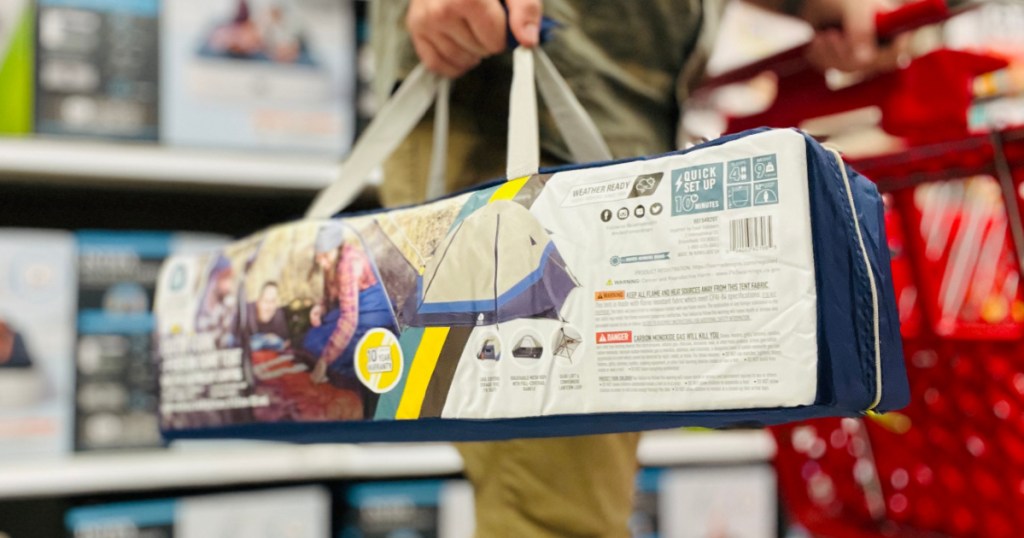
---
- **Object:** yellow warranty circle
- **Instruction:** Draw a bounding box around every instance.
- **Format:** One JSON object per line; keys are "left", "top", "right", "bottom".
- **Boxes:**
{"left": 354, "top": 328, "right": 403, "bottom": 394}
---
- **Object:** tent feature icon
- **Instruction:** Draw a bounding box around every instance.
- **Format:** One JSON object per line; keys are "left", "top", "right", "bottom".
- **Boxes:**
{"left": 552, "top": 326, "right": 582, "bottom": 363}
{"left": 512, "top": 334, "right": 544, "bottom": 359}
{"left": 476, "top": 335, "right": 502, "bottom": 361}
{"left": 404, "top": 200, "right": 579, "bottom": 327}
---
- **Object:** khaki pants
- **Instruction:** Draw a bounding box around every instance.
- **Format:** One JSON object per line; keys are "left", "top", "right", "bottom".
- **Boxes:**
{"left": 383, "top": 113, "right": 641, "bottom": 537}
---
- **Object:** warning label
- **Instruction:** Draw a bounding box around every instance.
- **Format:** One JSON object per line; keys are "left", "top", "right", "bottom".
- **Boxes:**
{"left": 596, "top": 331, "right": 633, "bottom": 344}
{"left": 595, "top": 290, "right": 626, "bottom": 301}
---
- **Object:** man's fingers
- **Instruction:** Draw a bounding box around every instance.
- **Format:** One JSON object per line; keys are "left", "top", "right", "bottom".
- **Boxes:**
{"left": 807, "top": 30, "right": 856, "bottom": 72}
{"left": 843, "top": 0, "right": 877, "bottom": 65}
{"left": 505, "top": 0, "right": 542, "bottom": 48}
{"left": 412, "top": 36, "right": 467, "bottom": 78}
{"left": 405, "top": 0, "right": 542, "bottom": 78}
{"left": 433, "top": 32, "right": 482, "bottom": 72}
{"left": 444, "top": 18, "right": 491, "bottom": 57}
{"left": 464, "top": 0, "right": 508, "bottom": 54}
{"left": 826, "top": 31, "right": 856, "bottom": 70}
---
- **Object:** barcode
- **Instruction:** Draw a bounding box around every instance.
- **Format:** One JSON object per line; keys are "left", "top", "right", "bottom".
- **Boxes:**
{"left": 729, "top": 216, "right": 775, "bottom": 251}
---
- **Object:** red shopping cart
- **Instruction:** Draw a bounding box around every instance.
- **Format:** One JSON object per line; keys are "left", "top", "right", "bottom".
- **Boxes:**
{"left": 701, "top": 0, "right": 1024, "bottom": 535}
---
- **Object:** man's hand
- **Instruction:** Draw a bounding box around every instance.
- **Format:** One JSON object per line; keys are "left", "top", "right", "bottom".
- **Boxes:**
{"left": 406, "top": 0, "right": 543, "bottom": 78}
{"left": 798, "top": 0, "right": 908, "bottom": 74}
{"left": 311, "top": 357, "right": 329, "bottom": 384}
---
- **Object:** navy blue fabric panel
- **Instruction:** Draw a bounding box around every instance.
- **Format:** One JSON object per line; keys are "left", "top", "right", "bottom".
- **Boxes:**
{"left": 804, "top": 138, "right": 874, "bottom": 411}
{"left": 163, "top": 402, "right": 866, "bottom": 445}
{"left": 854, "top": 168, "right": 910, "bottom": 411}
{"left": 803, "top": 139, "right": 839, "bottom": 408}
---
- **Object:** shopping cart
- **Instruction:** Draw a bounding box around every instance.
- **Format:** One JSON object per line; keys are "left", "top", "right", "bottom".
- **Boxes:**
{"left": 700, "top": 0, "right": 1024, "bottom": 535}
{"left": 773, "top": 130, "right": 1024, "bottom": 538}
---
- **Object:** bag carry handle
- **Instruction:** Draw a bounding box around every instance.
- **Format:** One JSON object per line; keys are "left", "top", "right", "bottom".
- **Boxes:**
{"left": 305, "top": 47, "right": 611, "bottom": 220}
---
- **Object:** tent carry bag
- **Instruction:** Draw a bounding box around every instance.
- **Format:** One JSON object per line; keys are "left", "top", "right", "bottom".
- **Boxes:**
{"left": 155, "top": 47, "right": 909, "bottom": 443}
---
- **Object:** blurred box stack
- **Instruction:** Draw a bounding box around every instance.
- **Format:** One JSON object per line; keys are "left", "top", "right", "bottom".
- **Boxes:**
{"left": 64, "top": 486, "right": 331, "bottom": 537}
{"left": 161, "top": 0, "right": 355, "bottom": 154}
{"left": 0, "top": 0, "right": 33, "bottom": 135}
{"left": 74, "top": 231, "right": 227, "bottom": 451}
{"left": 35, "top": 0, "right": 160, "bottom": 140}
{"left": 0, "top": 230, "right": 76, "bottom": 458}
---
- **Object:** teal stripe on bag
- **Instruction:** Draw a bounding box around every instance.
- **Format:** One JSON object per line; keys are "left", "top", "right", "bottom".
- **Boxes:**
{"left": 374, "top": 327, "right": 426, "bottom": 420}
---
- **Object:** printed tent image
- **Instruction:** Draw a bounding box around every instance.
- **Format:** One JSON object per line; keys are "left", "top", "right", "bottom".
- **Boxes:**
{"left": 512, "top": 335, "right": 543, "bottom": 359}
{"left": 403, "top": 200, "right": 579, "bottom": 327}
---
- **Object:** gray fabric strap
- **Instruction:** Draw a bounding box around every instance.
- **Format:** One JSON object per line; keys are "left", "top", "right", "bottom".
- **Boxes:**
{"left": 308, "top": 47, "right": 609, "bottom": 219}
{"left": 306, "top": 64, "right": 442, "bottom": 219}
{"left": 507, "top": 48, "right": 541, "bottom": 179}
{"left": 425, "top": 78, "right": 451, "bottom": 200}
{"left": 507, "top": 47, "right": 612, "bottom": 178}
{"left": 534, "top": 48, "right": 612, "bottom": 164}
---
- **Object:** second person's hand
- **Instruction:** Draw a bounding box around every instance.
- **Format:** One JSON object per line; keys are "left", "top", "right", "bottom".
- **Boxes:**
{"left": 406, "top": 0, "right": 543, "bottom": 79}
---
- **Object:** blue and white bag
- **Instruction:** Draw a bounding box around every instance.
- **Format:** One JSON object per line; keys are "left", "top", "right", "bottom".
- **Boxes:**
{"left": 154, "top": 48, "right": 908, "bottom": 443}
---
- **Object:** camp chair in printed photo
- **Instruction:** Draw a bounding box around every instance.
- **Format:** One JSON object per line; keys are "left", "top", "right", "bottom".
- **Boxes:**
{"left": 552, "top": 327, "right": 582, "bottom": 363}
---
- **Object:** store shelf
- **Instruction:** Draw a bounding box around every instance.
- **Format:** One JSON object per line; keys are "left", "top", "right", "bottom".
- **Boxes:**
{"left": 637, "top": 429, "right": 776, "bottom": 468}
{"left": 0, "top": 430, "right": 774, "bottom": 500}
{"left": 0, "top": 442, "right": 462, "bottom": 500}
{"left": 0, "top": 138, "right": 349, "bottom": 192}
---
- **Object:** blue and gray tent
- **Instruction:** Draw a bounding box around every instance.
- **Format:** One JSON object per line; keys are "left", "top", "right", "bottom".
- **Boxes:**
{"left": 404, "top": 200, "right": 578, "bottom": 327}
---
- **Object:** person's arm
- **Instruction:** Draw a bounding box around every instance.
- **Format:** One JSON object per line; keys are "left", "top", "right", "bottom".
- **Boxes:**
{"left": 743, "top": 0, "right": 902, "bottom": 73}
{"left": 405, "top": 0, "right": 541, "bottom": 78}
{"left": 311, "top": 254, "right": 361, "bottom": 382}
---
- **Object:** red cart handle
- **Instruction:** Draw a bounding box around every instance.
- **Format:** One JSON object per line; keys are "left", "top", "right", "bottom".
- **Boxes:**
{"left": 701, "top": 0, "right": 953, "bottom": 90}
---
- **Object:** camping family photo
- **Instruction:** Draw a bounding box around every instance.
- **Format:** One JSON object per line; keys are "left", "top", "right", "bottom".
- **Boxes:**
{"left": 187, "top": 219, "right": 401, "bottom": 424}
{"left": 157, "top": 189, "right": 587, "bottom": 429}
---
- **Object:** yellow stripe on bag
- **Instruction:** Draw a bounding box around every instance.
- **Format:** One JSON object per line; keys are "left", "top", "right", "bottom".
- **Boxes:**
{"left": 395, "top": 327, "right": 451, "bottom": 419}
{"left": 489, "top": 177, "right": 529, "bottom": 202}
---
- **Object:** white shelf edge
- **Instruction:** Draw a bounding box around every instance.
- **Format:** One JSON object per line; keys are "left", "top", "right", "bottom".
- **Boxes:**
{"left": 637, "top": 429, "right": 776, "bottom": 468}
{"left": 0, "top": 138, "right": 348, "bottom": 191}
{"left": 0, "top": 430, "right": 773, "bottom": 499}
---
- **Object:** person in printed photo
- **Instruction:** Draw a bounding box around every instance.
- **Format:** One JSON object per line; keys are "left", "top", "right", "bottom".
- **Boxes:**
{"left": 303, "top": 223, "right": 398, "bottom": 403}
{"left": 248, "top": 281, "right": 291, "bottom": 352}
{"left": 195, "top": 256, "right": 238, "bottom": 349}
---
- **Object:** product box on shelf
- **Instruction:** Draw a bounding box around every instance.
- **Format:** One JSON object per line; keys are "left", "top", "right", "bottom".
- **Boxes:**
{"left": 0, "top": 229, "right": 75, "bottom": 458}
{"left": 75, "top": 231, "right": 226, "bottom": 451}
{"left": 161, "top": 0, "right": 355, "bottom": 155}
{"left": 65, "top": 486, "right": 331, "bottom": 537}
{"left": 34, "top": 0, "right": 160, "bottom": 140}
{"left": 631, "top": 465, "right": 777, "bottom": 538}
{"left": 0, "top": 0, "right": 32, "bottom": 135}
{"left": 340, "top": 480, "right": 474, "bottom": 538}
